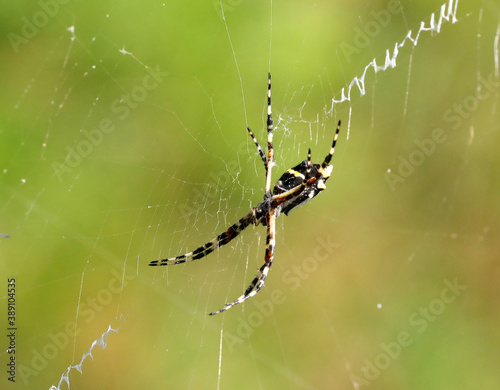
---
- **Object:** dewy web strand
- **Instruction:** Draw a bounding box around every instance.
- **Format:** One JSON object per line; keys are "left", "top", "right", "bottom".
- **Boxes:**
{"left": 330, "top": 0, "right": 460, "bottom": 112}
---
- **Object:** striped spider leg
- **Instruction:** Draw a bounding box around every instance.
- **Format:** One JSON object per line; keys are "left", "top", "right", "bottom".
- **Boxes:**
{"left": 209, "top": 73, "right": 275, "bottom": 315}
{"left": 149, "top": 73, "right": 341, "bottom": 316}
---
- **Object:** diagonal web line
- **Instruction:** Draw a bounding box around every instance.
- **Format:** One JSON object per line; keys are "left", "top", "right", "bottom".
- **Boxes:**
{"left": 48, "top": 324, "right": 120, "bottom": 390}
{"left": 330, "top": 0, "right": 460, "bottom": 111}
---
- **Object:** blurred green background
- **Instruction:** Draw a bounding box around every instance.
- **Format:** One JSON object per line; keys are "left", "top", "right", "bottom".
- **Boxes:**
{"left": 1, "top": 0, "right": 499, "bottom": 389}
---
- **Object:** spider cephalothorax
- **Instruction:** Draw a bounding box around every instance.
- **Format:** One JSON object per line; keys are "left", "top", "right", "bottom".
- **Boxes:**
{"left": 150, "top": 73, "right": 341, "bottom": 315}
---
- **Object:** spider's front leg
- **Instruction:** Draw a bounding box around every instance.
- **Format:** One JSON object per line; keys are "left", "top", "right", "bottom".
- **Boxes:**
{"left": 209, "top": 209, "right": 276, "bottom": 315}
{"left": 149, "top": 209, "right": 259, "bottom": 266}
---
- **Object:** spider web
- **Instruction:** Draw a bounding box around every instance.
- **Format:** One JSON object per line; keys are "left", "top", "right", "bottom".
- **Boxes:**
{"left": 1, "top": 0, "right": 500, "bottom": 389}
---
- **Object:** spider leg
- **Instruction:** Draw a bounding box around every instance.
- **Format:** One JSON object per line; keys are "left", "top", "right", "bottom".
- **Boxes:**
{"left": 209, "top": 211, "right": 276, "bottom": 315}
{"left": 264, "top": 72, "right": 274, "bottom": 196}
{"left": 246, "top": 126, "right": 267, "bottom": 172}
{"left": 270, "top": 120, "right": 342, "bottom": 209}
{"left": 149, "top": 210, "right": 256, "bottom": 266}
{"left": 209, "top": 73, "right": 276, "bottom": 315}
{"left": 317, "top": 120, "right": 341, "bottom": 176}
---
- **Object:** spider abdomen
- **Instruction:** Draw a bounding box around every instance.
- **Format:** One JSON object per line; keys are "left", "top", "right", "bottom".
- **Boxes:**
{"left": 273, "top": 160, "right": 328, "bottom": 216}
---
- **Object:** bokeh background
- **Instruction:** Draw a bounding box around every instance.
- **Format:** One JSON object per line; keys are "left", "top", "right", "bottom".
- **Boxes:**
{"left": 1, "top": 0, "right": 499, "bottom": 389}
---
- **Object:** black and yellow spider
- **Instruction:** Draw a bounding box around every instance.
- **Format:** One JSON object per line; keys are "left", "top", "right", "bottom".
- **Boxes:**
{"left": 150, "top": 73, "right": 341, "bottom": 315}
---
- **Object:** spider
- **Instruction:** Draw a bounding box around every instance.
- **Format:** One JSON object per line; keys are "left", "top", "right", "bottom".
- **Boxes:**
{"left": 150, "top": 73, "right": 341, "bottom": 315}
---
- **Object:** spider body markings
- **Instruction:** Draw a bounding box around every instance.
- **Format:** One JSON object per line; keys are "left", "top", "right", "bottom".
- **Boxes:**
{"left": 149, "top": 73, "right": 341, "bottom": 315}
{"left": 273, "top": 159, "right": 334, "bottom": 216}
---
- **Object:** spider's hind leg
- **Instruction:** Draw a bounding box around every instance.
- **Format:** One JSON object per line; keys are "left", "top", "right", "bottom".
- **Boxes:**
{"left": 313, "top": 120, "right": 340, "bottom": 184}
{"left": 246, "top": 73, "right": 274, "bottom": 178}
{"left": 246, "top": 126, "right": 267, "bottom": 172}
{"left": 265, "top": 73, "right": 274, "bottom": 195}
{"left": 320, "top": 120, "right": 341, "bottom": 169}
